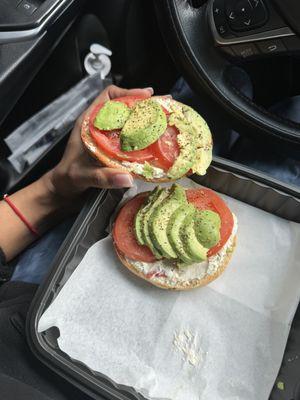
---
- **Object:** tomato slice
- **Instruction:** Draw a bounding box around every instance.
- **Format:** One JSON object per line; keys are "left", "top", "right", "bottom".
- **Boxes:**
{"left": 150, "top": 126, "right": 180, "bottom": 170}
{"left": 92, "top": 130, "right": 154, "bottom": 162}
{"left": 186, "top": 188, "right": 234, "bottom": 257}
{"left": 113, "top": 194, "right": 156, "bottom": 263}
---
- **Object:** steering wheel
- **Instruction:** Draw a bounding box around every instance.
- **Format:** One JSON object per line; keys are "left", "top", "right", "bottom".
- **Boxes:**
{"left": 154, "top": 0, "right": 300, "bottom": 149}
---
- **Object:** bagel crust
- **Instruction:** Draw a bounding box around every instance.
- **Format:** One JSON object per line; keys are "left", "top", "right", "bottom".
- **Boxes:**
{"left": 81, "top": 97, "right": 196, "bottom": 183}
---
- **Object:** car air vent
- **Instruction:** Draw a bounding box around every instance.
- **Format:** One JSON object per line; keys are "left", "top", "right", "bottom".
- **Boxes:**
{"left": 190, "top": 0, "right": 207, "bottom": 8}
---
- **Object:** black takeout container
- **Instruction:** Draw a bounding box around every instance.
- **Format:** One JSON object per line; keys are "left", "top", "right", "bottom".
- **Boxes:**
{"left": 26, "top": 157, "right": 300, "bottom": 400}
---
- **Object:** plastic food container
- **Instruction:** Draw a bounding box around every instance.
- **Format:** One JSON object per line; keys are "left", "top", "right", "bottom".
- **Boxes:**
{"left": 26, "top": 157, "right": 300, "bottom": 400}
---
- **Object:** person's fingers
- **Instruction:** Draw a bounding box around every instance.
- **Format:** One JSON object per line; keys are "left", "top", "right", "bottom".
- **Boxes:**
{"left": 152, "top": 94, "right": 172, "bottom": 99}
{"left": 89, "top": 167, "right": 134, "bottom": 189}
{"left": 130, "top": 87, "right": 154, "bottom": 96}
{"left": 89, "top": 85, "right": 153, "bottom": 111}
{"left": 107, "top": 85, "right": 154, "bottom": 100}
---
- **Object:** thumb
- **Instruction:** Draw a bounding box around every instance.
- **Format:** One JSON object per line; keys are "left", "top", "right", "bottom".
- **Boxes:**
{"left": 89, "top": 168, "right": 134, "bottom": 189}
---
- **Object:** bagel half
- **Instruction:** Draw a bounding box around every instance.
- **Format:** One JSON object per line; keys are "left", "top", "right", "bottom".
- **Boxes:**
{"left": 81, "top": 96, "right": 211, "bottom": 183}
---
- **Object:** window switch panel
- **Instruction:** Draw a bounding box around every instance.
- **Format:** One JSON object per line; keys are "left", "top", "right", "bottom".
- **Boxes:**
{"left": 17, "top": 0, "right": 38, "bottom": 16}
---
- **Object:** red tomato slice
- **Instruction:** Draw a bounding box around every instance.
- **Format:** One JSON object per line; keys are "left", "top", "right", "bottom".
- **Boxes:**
{"left": 186, "top": 188, "right": 234, "bottom": 257}
{"left": 92, "top": 130, "right": 154, "bottom": 162}
{"left": 150, "top": 126, "right": 180, "bottom": 170}
{"left": 113, "top": 194, "right": 156, "bottom": 263}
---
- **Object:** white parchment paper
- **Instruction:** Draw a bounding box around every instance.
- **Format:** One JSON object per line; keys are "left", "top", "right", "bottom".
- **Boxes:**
{"left": 38, "top": 179, "right": 300, "bottom": 400}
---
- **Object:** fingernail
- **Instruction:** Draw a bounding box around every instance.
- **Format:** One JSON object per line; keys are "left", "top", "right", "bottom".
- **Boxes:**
{"left": 145, "top": 87, "right": 154, "bottom": 95}
{"left": 111, "top": 174, "right": 134, "bottom": 188}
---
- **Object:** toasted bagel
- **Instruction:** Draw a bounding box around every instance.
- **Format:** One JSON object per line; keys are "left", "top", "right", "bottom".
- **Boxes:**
{"left": 81, "top": 96, "right": 210, "bottom": 183}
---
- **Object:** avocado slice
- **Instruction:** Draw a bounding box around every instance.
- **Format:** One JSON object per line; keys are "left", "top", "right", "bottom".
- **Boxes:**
{"left": 167, "top": 111, "right": 197, "bottom": 180}
{"left": 194, "top": 210, "right": 221, "bottom": 249}
{"left": 184, "top": 107, "right": 213, "bottom": 176}
{"left": 134, "top": 187, "right": 161, "bottom": 246}
{"left": 94, "top": 101, "right": 131, "bottom": 130}
{"left": 181, "top": 212, "right": 208, "bottom": 262}
{"left": 120, "top": 99, "right": 167, "bottom": 151}
{"left": 149, "top": 185, "right": 187, "bottom": 259}
{"left": 167, "top": 204, "right": 196, "bottom": 263}
{"left": 141, "top": 188, "right": 170, "bottom": 259}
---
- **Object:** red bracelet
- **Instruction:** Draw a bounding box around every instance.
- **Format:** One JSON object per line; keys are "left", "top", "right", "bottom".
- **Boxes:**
{"left": 3, "top": 194, "right": 40, "bottom": 238}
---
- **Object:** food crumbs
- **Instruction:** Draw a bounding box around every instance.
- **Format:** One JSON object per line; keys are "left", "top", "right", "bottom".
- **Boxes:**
{"left": 173, "top": 330, "right": 202, "bottom": 367}
{"left": 287, "top": 355, "right": 299, "bottom": 362}
{"left": 277, "top": 381, "right": 285, "bottom": 391}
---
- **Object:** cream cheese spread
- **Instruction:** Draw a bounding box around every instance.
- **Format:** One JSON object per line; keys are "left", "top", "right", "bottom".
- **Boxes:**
{"left": 121, "top": 161, "right": 166, "bottom": 179}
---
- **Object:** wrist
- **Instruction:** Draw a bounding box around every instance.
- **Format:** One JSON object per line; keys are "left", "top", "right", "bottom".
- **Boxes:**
{"left": 39, "top": 170, "right": 68, "bottom": 207}
{"left": 40, "top": 169, "right": 86, "bottom": 213}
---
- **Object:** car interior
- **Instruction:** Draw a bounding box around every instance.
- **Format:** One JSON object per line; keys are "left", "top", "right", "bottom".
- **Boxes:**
{"left": 1, "top": 0, "right": 300, "bottom": 199}
{"left": 0, "top": 0, "right": 300, "bottom": 398}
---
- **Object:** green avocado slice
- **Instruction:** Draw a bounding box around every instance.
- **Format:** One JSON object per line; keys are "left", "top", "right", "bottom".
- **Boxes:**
{"left": 94, "top": 101, "right": 131, "bottom": 130}
{"left": 181, "top": 212, "right": 208, "bottom": 262}
{"left": 165, "top": 102, "right": 212, "bottom": 179}
{"left": 149, "top": 185, "right": 187, "bottom": 259}
{"left": 183, "top": 107, "right": 213, "bottom": 176}
{"left": 120, "top": 99, "right": 167, "bottom": 151}
{"left": 167, "top": 111, "right": 196, "bottom": 180}
{"left": 194, "top": 210, "right": 221, "bottom": 249}
{"left": 134, "top": 187, "right": 161, "bottom": 246}
{"left": 167, "top": 204, "right": 196, "bottom": 263}
{"left": 141, "top": 188, "right": 170, "bottom": 259}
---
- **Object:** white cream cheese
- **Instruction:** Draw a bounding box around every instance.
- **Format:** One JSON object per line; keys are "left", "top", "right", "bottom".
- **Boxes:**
{"left": 126, "top": 214, "right": 238, "bottom": 287}
{"left": 121, "top": 161, "right": 166, "bottom": 179}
